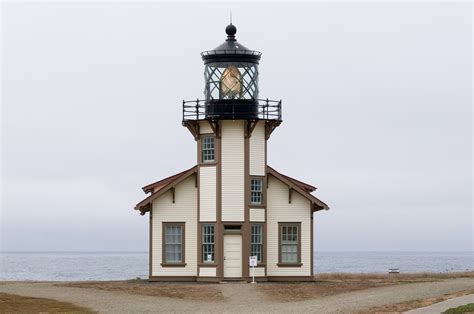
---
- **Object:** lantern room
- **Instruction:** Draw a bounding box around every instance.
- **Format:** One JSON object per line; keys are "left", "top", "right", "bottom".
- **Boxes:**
{"left": 182, "top": 23, "right": 281, "bottom": 122}
{"left": 202, "top": 24, "right": 260, "bottom": 102}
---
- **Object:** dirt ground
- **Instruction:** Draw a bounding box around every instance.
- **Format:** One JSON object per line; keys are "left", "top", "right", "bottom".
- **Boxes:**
{"left": 59, "top": 280, "right": 225, "bottom": 302}
{"left": 0, "top": 292, "right": 94, "bottom": 313}
{"left": 57, "top": 272, "right": 474, "bottom": 303}
{"left": 0, "top": 273, "right": 472, "bottom": 313}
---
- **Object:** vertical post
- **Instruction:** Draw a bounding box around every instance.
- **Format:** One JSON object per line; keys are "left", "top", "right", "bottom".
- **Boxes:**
{"left": 252, "top": 264, "right": 255, "bottom": 284}
{"left": 265, "top": 98, "right": 269, "bottom": 120}
{"left": 182, "top": 100, "right": 185, "bottom": 121}
{"left": 279, "top": 100, "right": 282, "bottom": 120}
{"left": 196, "top": 99, "right": 200, "bottom": 120}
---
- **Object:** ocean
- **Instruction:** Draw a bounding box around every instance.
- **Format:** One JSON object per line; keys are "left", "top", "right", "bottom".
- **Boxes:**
{"left": 0, "top": 251, "right": 472, "bottom": 281}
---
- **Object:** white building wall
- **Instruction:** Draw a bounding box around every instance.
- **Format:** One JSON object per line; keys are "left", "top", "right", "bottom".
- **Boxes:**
{"left": 248, "top": 267, "right": 265, "bottom": 277}
{"left": 199, "top": 166, "right": 216, "bottom": 222}
{"left": 221, "top": 121, "right": 245, "bottom": 221}
{"left": 266, "top": 176, "right": 312, "bottom": 277}
{"left": 249, "top": 208, "right": 265, "bottom": 222}
{"left": 151, "top": 176, "right": 197, "bottom": 276}
{"left": 199, "top": 267, "right": 217, "bottom": 277}
{"left": 249, "top": 122, "right": 266, "bottom": 176}
{"left": 199, "top": 121, "right": 213, "bottom": 134}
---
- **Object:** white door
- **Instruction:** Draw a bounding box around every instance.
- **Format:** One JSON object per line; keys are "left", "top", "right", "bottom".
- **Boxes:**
{"left": 224, "top": 234, "right": 242, "bottom": 278}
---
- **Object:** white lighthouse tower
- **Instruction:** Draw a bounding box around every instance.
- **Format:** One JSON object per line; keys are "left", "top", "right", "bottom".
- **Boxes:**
{"left": 135, "top": 23, "right": 329, "bottom": 282}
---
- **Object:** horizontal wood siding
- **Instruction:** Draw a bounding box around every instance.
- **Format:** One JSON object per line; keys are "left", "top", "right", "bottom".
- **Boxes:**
{"left": 266, "top": 176, "right": 311, "bottom": 276}
{"left": 249, "top": 208, "right": 265, "bottom": 222}
{"left": 249, "top": 266, "right": 265, "bottom": 277}
{"left": 152, "top": 176, "right": 197, "bottom": 276}
{"left": 249, "top": 122, "right": 265, "bottom": 176}
{"left": 221, "top": 121, "right": 245, "bottom": 222}
{"left": 199, "top": 166, "right": 216, "bottom": 222}
{"left": 199, "top": 267, "right": 217, "bottom": 277}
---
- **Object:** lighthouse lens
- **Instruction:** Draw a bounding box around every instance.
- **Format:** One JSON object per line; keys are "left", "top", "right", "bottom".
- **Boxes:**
{"left": 220, "top": 65, "right": 242, "bottom": 99}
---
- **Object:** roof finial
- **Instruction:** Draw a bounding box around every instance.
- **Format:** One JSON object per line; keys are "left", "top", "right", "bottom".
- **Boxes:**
{"left": 225, "top": 16, "right": 237, "bottom": 40}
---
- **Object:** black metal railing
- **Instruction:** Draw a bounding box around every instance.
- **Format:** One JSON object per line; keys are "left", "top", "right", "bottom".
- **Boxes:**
{"left": 201, "top": 50, "right": 262, "bottom": 57}
{"left": 182, "top": 98, "right": 282, "bottom": 121}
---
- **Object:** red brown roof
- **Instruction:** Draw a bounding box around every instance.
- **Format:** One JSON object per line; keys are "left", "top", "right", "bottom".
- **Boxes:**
{"left": 142, "top": 166, "right": 197, "bottom": 194}
{"left": 267, "top": 166, "right": 317, "bottom": 192}
{"left": 134, "top": 164, "right": 328, "bottom": 215}
{"left": 267, "top": 166, "right": 329, "bottom": 211}
{"left": 135, "top": 166, "right": 197, "bottom": 215}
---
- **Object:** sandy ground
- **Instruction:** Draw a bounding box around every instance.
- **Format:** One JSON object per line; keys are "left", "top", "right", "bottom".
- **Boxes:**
{"left": 406, "top": 294, "right": 474, "bottom": 314}
{"left": 0, "top": 278, "right": 473, "bottom": 313}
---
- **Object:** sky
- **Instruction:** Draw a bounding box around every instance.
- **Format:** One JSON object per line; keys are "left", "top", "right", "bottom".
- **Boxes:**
{"left": 1, "top": 2, "right": 472, "bottom": 252}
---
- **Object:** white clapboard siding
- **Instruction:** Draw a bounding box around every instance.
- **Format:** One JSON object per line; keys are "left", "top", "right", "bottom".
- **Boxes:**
{"left": 266, "top": 176, "right": 312, "bottom": 276}
{"left": 221, "top": 121, "right": 245, "bottom": 221}
{"left": 152, "top": 176, "right": 197, "bottom": 276}
{"left": 248, "top": 267, "right": 265, "bottom": 277}
{"left": 199, "top": 267, "right": 217, "bottom": 277}
{"left": 199, "top": 121, "right": 213, "bottom": 134}
{"left": 250, "top": 208, "right": 265, "bottom": 222}
{"left": 249, "top": 122, "right": 265, "bottom": 176}
{"left": 199, "top": 166, "right": 216, "bottom": 222}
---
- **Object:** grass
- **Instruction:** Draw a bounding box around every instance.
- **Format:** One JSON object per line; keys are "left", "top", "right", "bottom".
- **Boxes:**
{"left": 360, "top": 289, "right": 474, "bottom": 313}
{"left": 57, "top": 279, "right": 225, "bottom": 302}
{"left": 444, "top": 303, "right": 474, "bottom": 314}
{"left": 0, "top": 292, "right": 94, "bottom": 313}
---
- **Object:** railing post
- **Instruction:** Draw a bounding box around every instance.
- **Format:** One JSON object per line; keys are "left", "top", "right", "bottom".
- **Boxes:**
{"left": 196, "top": 99, "right": 200, "bottom": 120}
{"left": 266, "top": 98, "right": 269, "bottom": 120}
{"left": 279, "top": 100, "right": 282, "bottom": 120}
{"left": 182, "top": 100, "right": 185, "bottom": 121}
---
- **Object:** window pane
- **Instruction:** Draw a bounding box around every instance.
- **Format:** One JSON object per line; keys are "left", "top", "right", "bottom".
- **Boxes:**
{"left": 202, "top": 224, "right": 215, "bottom": 262}
{"left": 280, "top": 224, "right": 299, "bottom": 264}
{"left": 251, "top": 224, "right": 263, "bottom": 262}
{"left": 164, "top": 225, "right": 183, "bottom": 263}
{"left": 250, "top": 179, "right": 262, "bottom": 204}
{"left": 202, "top": 137, "right": 215, "bottom": 162}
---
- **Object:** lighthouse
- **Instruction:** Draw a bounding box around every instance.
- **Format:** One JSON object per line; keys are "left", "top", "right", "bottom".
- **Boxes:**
{"left": 135, "top": 23, "right": 329, "bottom": 282}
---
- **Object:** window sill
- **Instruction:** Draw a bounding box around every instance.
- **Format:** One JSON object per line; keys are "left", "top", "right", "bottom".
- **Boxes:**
{"left": 200, "top": 161, "right": 217, "bottom": 166}
{"left": 249, "top": 204, "right": 266, "bottom": 208}
{"left": 277, "top": 263, "right": 303, "bottom": 267}
{"left": 161, "top": 263, "right": 187, "bottom": 267}
{"left": 198, "top": 263, "right": 217, "bottom": 267}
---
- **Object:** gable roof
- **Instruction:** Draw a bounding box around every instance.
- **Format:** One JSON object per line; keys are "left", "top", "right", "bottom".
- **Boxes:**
{"left": 267, "top": 166, "right": 329, "bottom": 211}
{"left": 267, "top": 166, "right": 317, "bottom": 192}
{"left": 141, "top": 167, "right": 196, "bottom": 194}
{"left": 134, "top": 166, "right": 197, "bottom": 215}
{"left": 134, "top": 164, "right": 329, "bottom": 215}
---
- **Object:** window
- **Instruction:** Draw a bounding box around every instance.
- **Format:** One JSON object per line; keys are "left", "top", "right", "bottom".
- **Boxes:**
{"left": 163, "top": 223, "right": 184, "bottom": 264}
{"left": 202, "top": 136, "right": 215, "bottom": 162}
{"left": 251, "top": 224, "right": 263, "bottom": 263}
{"left": 202, "top": 224, "right": 215, "bottom": 263}
{"left": 279, "top": 223, "right": 300, "bottom": 265}
{"left": 251, "top": 179, "right": 262, "bottom": 204}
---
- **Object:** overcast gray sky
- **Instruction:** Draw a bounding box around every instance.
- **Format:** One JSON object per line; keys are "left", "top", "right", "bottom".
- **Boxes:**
{"left": 1, "top": 2, "right": 472, "bottom": 252}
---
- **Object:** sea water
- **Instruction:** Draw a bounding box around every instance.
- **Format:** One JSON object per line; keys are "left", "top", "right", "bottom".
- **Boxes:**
{"left": 0, "top": 251, "right": 472, "bottom": 281}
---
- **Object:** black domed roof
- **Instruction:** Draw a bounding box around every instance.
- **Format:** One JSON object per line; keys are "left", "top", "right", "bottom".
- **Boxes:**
{"left": 201, "top": 24, "right": 261, "bottom": 64}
